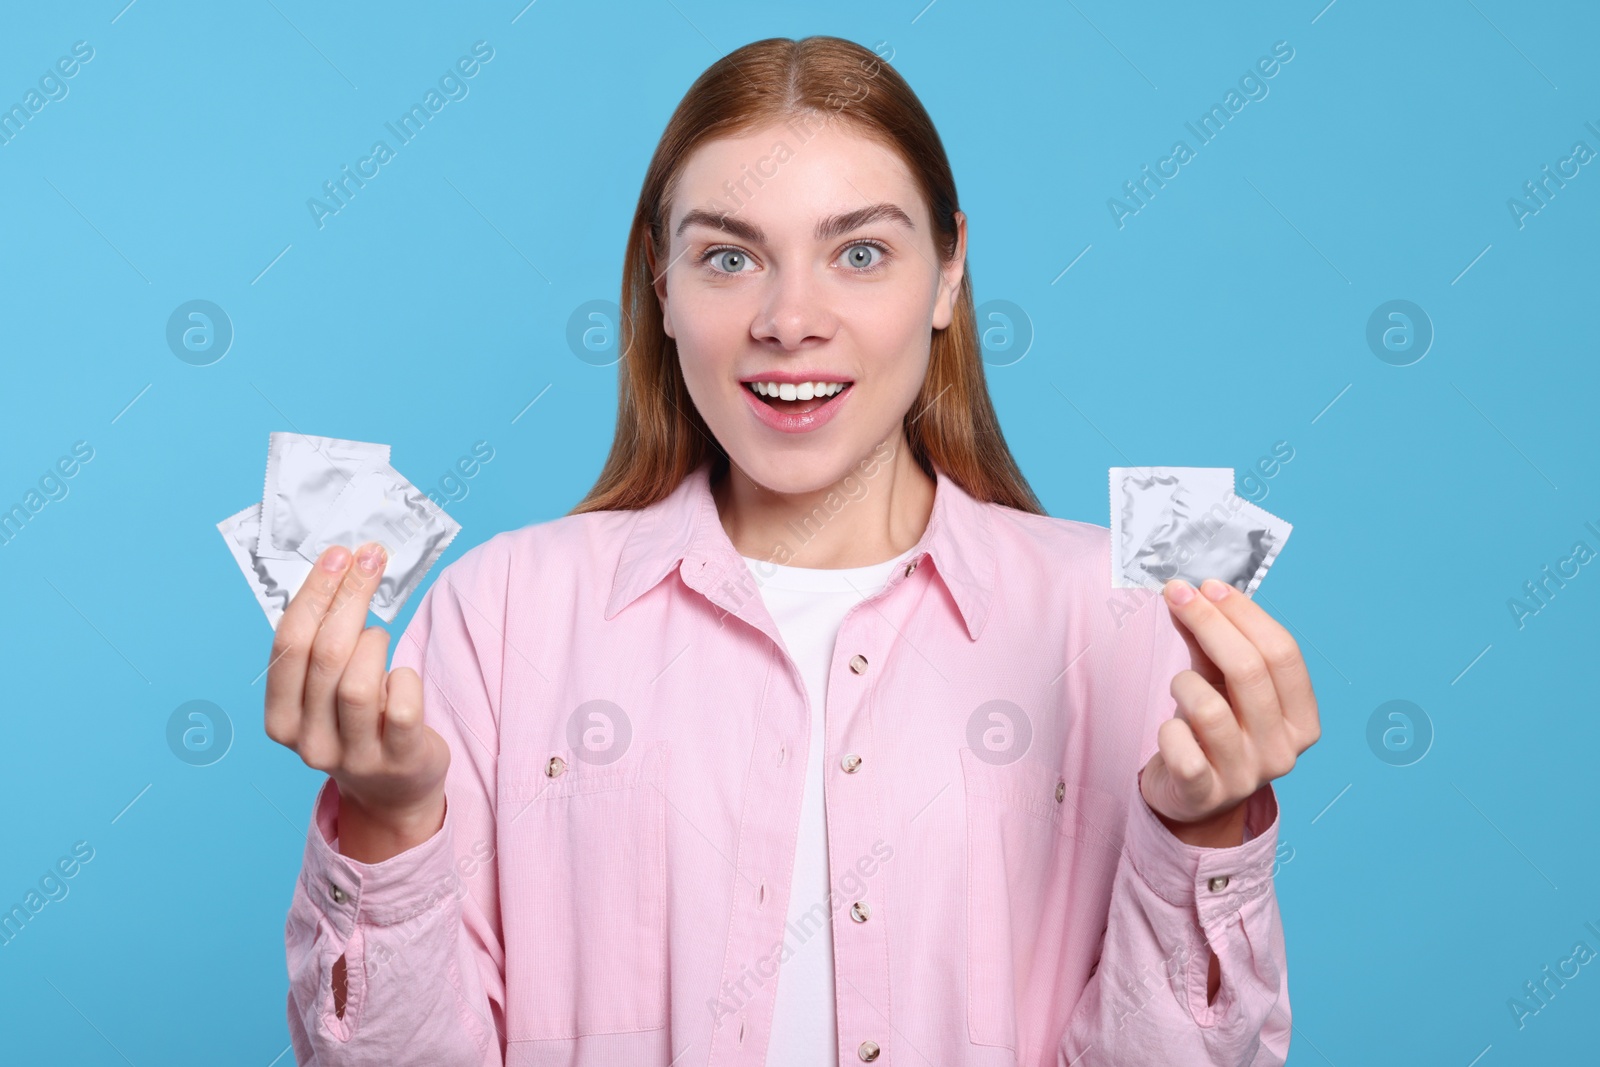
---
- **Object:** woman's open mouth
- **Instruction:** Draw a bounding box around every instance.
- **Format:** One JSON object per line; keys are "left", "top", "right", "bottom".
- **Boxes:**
{"left": 740, "top": 378, "right": 854, "bottom": 434}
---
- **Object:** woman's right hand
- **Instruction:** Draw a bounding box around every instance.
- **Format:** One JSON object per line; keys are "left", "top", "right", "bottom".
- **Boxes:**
{"left": 264, "top": 541, "right": 451, "bottom": 862}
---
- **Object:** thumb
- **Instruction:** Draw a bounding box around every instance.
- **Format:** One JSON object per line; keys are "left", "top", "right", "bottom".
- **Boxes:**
{"left": 1139, "top": 751, "right": 1175, "bottom": 820}
{"left": 381, "top": 666, "right": 427, "bottom": 763}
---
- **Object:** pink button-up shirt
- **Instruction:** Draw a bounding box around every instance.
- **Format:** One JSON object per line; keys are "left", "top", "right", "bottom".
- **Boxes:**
{"left": 284, "top": 458, "right": 1290, "bottom": 1066}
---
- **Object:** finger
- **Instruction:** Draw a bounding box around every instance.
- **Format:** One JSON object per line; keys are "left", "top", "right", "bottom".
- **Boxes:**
{"left": 1171, "top": 669, "right": 1251, "bottom": 795}
{"left": 336, "top": 626, "right": 391, "bottom": 771}
{"left": 1162, "top": 578, "right": 1280, "bottom": 737}
{"left": 381, "top": 666, "right": 426, "bottom": 764}
{"left": 1169, "top": 613, "right": 1223, "bottom": 687}
{"left": 302, "top": 543, "right": 389, "bottom": 767}
{"left": 1154, "top": 716, "right": 1218, "bottom": 814}
{"left": 1196, "top": 578, "right": 1321, "bottom": 746}
{"left": 264, "top": 545, "right": 353, "bottom": 748}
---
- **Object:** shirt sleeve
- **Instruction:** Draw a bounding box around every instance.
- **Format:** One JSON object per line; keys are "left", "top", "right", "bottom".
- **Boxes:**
{"left": 1059, "top": 596, "right": 1292, "bottom": 1066}
{"left": 283, "top": 551, "right": 509, "bottom": 1066}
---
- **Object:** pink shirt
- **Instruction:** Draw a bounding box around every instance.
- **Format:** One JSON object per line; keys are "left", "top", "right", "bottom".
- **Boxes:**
{"left": 284, "top": 459, "right": 1291, "bottom": 1066}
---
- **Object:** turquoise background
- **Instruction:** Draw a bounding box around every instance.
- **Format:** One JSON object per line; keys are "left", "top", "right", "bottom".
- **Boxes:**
{"left": 1, "top": 1, "right": 1596, "bottom": 1063}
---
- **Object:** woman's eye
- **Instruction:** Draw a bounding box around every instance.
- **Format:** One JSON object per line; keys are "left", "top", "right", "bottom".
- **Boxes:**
{"left": 705, "top": 248, "right": 752, "bottom": 274}
{"left": 839, "top": 242, "right": 888, "bottom": 271}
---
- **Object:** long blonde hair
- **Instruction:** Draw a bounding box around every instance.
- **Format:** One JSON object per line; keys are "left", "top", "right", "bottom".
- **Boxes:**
{"left": 570, "top": 35, "right": 1042, "bottom": 516}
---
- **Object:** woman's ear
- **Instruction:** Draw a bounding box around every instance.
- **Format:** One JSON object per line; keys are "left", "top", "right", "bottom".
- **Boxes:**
{"left": 646, "top": 236, "right": 675, "bottom": 339}
{"left": 932, "top": 210, "right": 967, "bottom": 331}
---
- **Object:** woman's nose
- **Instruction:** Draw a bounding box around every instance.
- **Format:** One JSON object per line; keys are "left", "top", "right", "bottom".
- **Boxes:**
{"left": 754, "top": 263, "right": 836, "bottom": 349}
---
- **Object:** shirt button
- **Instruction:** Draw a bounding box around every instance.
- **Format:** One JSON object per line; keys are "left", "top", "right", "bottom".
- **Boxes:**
{"left": 546, "top": 756, "right": 566, "bottom": 778}
{"left": 330, "top": 882, "right": 347, "bottom": 905}
{"left": 850, "top": 901, "right": 871, "bottom": 923}
{"left": 1207, "top": 875, "right": 1231, "bottom": 892}
{"left": 841, "top": 753, "right": 862, "bottom": 773}
{"left": 848, "top": 654, "right": 869, "bottom": 675}
{"left": 1055, "top": 781, "right": 1066, "bottom": 803}
{"left": 858, "top": 1040, "right": 880, "bottom": 1061}
{"left": 903, "top": 559, "right": 917, "bottom": 577}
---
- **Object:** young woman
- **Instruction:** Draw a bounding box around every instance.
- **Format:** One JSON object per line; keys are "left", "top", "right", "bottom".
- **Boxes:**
{"left": 268, "top": 35, "right": 1319, "bottom": 1067}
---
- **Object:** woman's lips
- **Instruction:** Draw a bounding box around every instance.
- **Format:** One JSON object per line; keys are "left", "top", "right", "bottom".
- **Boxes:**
{"left": 739, "top": 382, "right": 853, "bottom": 434}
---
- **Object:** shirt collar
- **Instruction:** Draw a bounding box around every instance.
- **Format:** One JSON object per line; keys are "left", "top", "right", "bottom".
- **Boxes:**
{"left": 603, "top": 458, "right": 998, "bottom": 640}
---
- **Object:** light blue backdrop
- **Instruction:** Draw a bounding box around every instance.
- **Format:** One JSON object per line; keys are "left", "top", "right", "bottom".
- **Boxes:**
{"left": 1, "top": 1, "right": 1595, "bottom": 1063}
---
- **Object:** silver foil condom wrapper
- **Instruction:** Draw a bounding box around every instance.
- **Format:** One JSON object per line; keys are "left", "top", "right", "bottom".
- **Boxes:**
{"left": 256, "top": 432, "right": 388, "bottom": 562}
{"left": 218, "top": 433, "right": 460, "bottom": 627}
{"left": 1109, "top": 466, "right": 1292, "bottom": 597}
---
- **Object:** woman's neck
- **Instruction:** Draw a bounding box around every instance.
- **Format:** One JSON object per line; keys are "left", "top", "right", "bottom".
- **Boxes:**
{"left": 711, "top": 436, "right": 936, "bottom": 569}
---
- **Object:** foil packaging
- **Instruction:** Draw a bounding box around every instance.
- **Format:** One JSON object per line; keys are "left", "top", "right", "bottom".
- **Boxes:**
{"left": 257, "top": 432, "right": 388, "bottom": 561}
{"left": 218, "top": 433, "right": 461, "bottom": 628}
{"left": 294, "top": 458, "right": 461, "bottom": 623}
{"left": 1110, "top": 466, "right": 1292, "bottom": 596}
{"left": 217, "top": 503, "right": 314, "bottom": 629}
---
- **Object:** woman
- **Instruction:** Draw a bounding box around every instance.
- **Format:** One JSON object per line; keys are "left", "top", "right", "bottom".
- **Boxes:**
{"left": 269, "top": 35, "right": 1319, "bottom": 1066}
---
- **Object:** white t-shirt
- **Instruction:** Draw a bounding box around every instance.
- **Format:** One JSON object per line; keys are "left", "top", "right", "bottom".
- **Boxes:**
{"left": 740, "top": 551, "right": 907, "bottom": 1065}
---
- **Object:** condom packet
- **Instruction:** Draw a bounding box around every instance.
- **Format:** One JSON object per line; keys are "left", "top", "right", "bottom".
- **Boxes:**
{"left": 293, "top": 457, "right": 461, "bottom": 623}
{"left": 217, "top": 502, "right": 315, "bottom": 629}
{"left": 1109, "top": 466, "right": 1292, "bottom": 597}
{"left": 256, "top": 432, "right": 390, "bottom": 561}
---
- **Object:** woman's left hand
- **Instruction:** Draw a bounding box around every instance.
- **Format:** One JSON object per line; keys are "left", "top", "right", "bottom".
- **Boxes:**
{"left": 1139, "top": 576, "right": 1322, "bottom": 830}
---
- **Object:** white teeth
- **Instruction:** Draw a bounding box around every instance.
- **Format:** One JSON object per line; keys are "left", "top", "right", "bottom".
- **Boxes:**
{"left": 748, "top": 380, "right": 847, "bottom": 399}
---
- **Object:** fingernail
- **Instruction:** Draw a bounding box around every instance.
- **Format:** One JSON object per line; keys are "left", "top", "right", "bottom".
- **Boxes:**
{"left": 1201, "top": 579, "right": 1231, "bottom": 602}
{"left": 1164, "top": 578, "right": 1195, "bottom": 605}
{"left": 356, "top": 544, "right": 385, "bottom": 575}
{"left": 321, "top": 546, "right": 350, "bottom": 572}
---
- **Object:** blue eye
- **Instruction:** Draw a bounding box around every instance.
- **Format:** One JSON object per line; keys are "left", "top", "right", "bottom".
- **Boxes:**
{"left": 704, "top": 248, "right": 752, "bottom": 274}
{"left": 698, "top": 240, "right": 893, "bottom": 276}
{"left": 839, "top": 242, "right": 889, "bottom": 271}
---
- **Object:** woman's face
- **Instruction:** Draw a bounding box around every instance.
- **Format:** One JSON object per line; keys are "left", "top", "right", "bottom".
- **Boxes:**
{"left": 654, "top": 118, "right": 966, "bottom": 495}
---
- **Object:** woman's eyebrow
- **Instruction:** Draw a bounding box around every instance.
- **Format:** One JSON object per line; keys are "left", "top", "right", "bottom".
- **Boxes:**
{"left": 676, "top": 202, "right": 916, "bottom": 244}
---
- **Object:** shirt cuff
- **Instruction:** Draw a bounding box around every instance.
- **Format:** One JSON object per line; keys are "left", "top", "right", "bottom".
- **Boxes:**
{"left": 298, "top": 776, "right": 462, "bottom": 941}
{"left": 1124, "top": 771, "right": 1281, "bottom": 926}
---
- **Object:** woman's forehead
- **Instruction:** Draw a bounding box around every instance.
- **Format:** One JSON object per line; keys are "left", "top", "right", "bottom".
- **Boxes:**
{"left": 670, "top": 127, "right": 925, "bottom": 239}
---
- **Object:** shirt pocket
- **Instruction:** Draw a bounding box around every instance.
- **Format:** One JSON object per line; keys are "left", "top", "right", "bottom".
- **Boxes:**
{"left": 497, "top": 738, "right": 670, "bottom": 1041}
{"left": 959, "top": 748, "right": 1126, "bottom": 1054}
